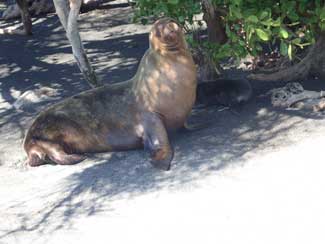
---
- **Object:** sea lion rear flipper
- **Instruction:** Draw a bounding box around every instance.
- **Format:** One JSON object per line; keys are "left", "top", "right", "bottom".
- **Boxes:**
{"left": 26, "top": 153, "right": 44, "bottom": 167}
{"left": 48, "top": 153, "right": 86, "bottom": 165}
{"left": 143, "top": 113, "right": 174, "bottom": 171}
{"left": 33, "top": 139, "right": 86, "bottom": 165}
{"left": 25, "top": 138, "right": 86, "bottom": 166}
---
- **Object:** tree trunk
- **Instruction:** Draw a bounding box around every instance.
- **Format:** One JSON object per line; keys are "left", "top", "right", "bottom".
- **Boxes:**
{"left": 16, "top": 0, "right": 32, "bottom": 35}
{"left": 249, "top": 32, "right": 325, "bottom": 82}
{"left": 201, "top": 0, "right": 227, "bottom": 44}
{"left": 53, "top": 0, "right": 101, "bottom": 88}
{"left": 310, "top": 32, "right": 325, "bottom": 79}
{"left": 196, "top": 0, "right": 226, "bottom": 82}
{"left": 1, "top": 0, "right": 108, "bottom": 20}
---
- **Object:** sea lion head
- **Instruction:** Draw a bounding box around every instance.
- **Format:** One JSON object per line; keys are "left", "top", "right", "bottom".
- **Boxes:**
{"left": 149, "top": 18, "right": 187, "bottom": 54}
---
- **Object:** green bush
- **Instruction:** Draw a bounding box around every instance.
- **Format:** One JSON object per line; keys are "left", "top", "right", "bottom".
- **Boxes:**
{"left": 134, "top": 0, "right": 325, "bottom": 62}
{"left": 134, "top": 0, "right": 201, "bottom": 26}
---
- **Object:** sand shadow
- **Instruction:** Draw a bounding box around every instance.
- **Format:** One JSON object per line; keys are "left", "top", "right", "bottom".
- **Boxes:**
{"left": 1, "top": 4, "right": 325, "bottom": 240}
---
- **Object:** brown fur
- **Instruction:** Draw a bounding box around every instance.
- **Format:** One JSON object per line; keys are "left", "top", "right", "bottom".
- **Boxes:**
{"left": 23, "top": 18, "right": 197, "bottom": 170}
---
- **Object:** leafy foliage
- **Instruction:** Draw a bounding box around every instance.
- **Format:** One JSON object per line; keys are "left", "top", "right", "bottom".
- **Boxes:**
{"left": 134, "top": 0, "right": 325, "bottom": 62}
{"left": 134, "top": 0, "right": 201, "bottom": 26}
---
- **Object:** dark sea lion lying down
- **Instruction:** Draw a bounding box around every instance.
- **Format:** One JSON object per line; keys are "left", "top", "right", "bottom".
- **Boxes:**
{"left": 23, "top": 18, "right": 197, "bottom": 170}
{"left": 196, "top": 79, "right": 252, "bottom": 107}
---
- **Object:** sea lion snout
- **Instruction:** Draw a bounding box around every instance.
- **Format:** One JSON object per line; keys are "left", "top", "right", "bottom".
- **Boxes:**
{"left": 163, "top": 22, "right": 180, "bottom": 43}
{"left": 154, "top": 21, "right": 179, "bottom": 38}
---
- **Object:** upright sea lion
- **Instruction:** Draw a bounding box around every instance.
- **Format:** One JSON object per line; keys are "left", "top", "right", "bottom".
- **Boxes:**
{"left": 23, "top": 18, "right": 197, "bottom": 170}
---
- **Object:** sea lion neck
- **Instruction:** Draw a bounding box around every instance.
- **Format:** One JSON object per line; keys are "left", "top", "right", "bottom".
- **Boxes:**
{"left": 149, "top": 42, "right": 187, "bottom": 56}
{"left": 131, "top": 46, "right": 196, "bottom": 117}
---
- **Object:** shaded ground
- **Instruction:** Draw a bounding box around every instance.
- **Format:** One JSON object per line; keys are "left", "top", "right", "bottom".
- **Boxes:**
{"left": 1, "top": 1, "right": 325, "bottom": 244}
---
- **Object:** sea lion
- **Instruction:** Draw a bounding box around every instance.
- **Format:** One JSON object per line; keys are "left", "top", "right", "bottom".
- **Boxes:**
{"left": 196, "top": 79, "right": 252, "bottom": 107}
{"left": 23, "top": 18, "right": 197, "bottom": 171}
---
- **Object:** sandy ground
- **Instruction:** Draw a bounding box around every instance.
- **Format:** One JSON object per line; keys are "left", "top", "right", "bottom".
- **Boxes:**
{"left": 1, "top": 1, "right": 325, "bottom": 244}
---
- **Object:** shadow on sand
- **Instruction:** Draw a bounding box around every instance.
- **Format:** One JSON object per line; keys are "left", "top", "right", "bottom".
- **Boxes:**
{"left": 0, "top": 9, "right": 149, "bottom": 141}
{"left": 1, "top": 5, "right": 325, "bottom": 240}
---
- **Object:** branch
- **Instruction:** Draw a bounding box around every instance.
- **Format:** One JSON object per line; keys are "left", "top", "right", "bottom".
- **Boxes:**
{"left": 53, "top": 0, "right": 101, "bottom": 88}
{"left": 201, "top": 0, "right": 227, "bottom": 44}
{"left": 249, "top": 51, "right": 313, "bottom": 82}
{"left": 248, "top": 34, "right": 325, "bottom": 82}
{"left": 16, "top": 0, "right": 32, "bottom": 35}
{"left": 313, "top": 99, "right": 325, "bottom": 112}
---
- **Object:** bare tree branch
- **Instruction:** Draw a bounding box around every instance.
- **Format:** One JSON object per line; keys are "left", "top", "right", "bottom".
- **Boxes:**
{"left": 53, "top": 0, "right": 101, "bottom": 88}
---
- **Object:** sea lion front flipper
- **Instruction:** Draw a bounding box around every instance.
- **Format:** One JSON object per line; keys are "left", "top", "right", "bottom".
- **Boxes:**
{"left": 180, "top": 120, "right": 211, "bottom": 133}
{"left": 143, "top": 113, "right": 174, "bottom": 171}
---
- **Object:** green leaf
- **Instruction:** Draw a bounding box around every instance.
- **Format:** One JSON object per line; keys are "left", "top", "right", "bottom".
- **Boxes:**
{"left": 279, "top": 27, "right": 289, "bottom": 39}
{"left": 230, "top": 32, "right": 239, "bottom": 42}
{"left": 247, "top": 15, "right": 258, "bottom": 23}
{"left": 178, "top": 15, "right": 185, "bottom": 23}
{"left": 239, "top": 39, "right": 246, "bottom": 46}
{"left": 247, "top": 27, "right": 254, "bottom": 41}
{"left": 292, "top": 38, "right": 301, "bottom": 45}
{"left": 320, "top": 22, "right": 325, "bottom": 31}
{"left": 234, "top": 24, "right": 241, "bottom": 31}
{"left": 320, "top": 7, "right": 325, "bottom": 20}
{"left": 168, "top": 0, "right": 179, "bottom": 4}
{"left": 280, "top": 41, "right": 288, "bottom": 56}
{"left": 229, "top": 6, "right": 242, "bottom": 19}
{"left": 288, "top": 43, "right": 292, "bottom": 60}
{"left": 271, "top": 17, "right": 281, "bottom": 27}
{"left": 259, "top": 11, "right": 269, "bottom": 20}
{"left": 256, "top": 28, "right": 269, "bottom": 41}
{"left": 225, "top": 24, "right": 231, "bottom": 36}
{"left": 233, "top": 8, "right": 242, "bottom": 18}
{"left": 261, "top": 19, "right": 273, "bottom": 26}
{"left": 288, "top": 12, "right": 299, "bottom": 22}
{"left": 255, "top": 44, "right": 263, "bottom": 51}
